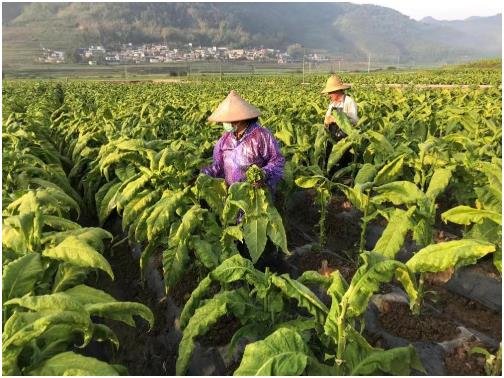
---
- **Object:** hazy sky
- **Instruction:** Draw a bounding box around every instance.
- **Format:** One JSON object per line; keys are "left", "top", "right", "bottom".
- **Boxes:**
{"left": 347, "top": 0, "right": 502, "bottom": 20}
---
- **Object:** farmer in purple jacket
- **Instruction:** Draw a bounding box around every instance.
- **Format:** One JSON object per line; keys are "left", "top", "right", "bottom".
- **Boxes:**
{"left": 202, "top": 91, "right": 288, "bottom": 273}
{"left": 202, "top": 90, "right": 285, "bottom": 192}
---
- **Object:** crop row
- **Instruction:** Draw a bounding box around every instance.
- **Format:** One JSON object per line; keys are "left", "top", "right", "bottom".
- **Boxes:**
{"left": 2, "top": 73, "right": 501, "bottom": 375}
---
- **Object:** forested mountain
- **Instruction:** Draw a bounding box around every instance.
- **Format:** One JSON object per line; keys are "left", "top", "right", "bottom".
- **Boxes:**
{"left": 2, "top": 2, "right": 501, "bottom": 66}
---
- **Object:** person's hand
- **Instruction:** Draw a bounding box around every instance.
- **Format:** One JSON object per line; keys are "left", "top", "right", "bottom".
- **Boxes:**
{"left": 324, "top": 114, "right": 336, "bottom": 127}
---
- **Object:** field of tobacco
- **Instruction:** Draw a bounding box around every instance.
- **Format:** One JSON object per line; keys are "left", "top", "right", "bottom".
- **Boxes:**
{"left": 2, "top": 68, "right": 502, "bottom": 375}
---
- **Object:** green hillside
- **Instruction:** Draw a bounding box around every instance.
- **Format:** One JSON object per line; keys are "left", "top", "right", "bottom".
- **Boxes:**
{"left": 2, "top": 2, "right": 501, "bottom": 67}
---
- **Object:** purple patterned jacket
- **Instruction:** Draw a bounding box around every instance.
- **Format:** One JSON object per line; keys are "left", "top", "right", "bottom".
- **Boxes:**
{"left": 201, "top": 122, "right": 285, "bottom": 191}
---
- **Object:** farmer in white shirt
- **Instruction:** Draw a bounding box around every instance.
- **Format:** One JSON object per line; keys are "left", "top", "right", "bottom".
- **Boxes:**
{"left": 322, "top": 75, "right": 359, "bottom": 132}
{"left": 321, "top": 75, "right": 359, "bottom": 175}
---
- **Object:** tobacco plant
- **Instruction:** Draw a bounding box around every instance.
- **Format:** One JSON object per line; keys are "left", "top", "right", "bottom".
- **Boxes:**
{"left": 176, "top": 253, "right": 423, "bottom": 376}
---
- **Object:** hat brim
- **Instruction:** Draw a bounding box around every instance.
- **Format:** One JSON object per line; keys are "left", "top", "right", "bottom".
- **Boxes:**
{"left": 321, "top": 84, "right": 351, "bottom": 94}
{"left": 208, "top": 112, "right": 260, "bottom": 123}
{"left": 207, "top": 91, "right": 261, "bottom": 123}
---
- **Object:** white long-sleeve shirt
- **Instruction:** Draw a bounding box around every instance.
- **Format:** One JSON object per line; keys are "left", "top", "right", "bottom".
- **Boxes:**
{"left": 325, "top": 95, "right": 359, "bottom": 125}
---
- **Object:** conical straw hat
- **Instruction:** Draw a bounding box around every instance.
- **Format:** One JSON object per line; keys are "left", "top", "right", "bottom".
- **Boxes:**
{"left": 208, "top": 90, "right": 261, "bottom": 122}
{"left": 321, "top": 75, "right": 351, "bottom": 93}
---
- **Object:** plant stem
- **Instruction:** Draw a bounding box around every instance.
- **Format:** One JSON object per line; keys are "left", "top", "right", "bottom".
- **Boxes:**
{"left": 318, "top": 189, "right": 328, "bottom": 248}
{"left": 358, "top": 189, "right": 371, "bottom": 254}
{"left": 335, "top": 302, "right": 347, "bottom": 375}
{"left": 412, "top": 273, "right": 425, "bottom": 316}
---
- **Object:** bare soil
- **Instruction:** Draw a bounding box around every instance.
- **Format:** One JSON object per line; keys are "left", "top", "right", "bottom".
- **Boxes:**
{"left": 470, "top": 257, "right": 502, "bottom": 281}
{"left": 427, "top": 285, "right": 502, "bottom": 341}
{"left": 325, "top": 196, "right": 361, "bottom": 252}
{"left": 283, "top": 190, "right": 319, "bottom": 247}
{"left": 444, "top": 341, "right": 487, "bottom": 376}
{"left": 378, "top": 301, "right": 459, "bottom": 342}
{"left": 83, "top": 240, "right": 176, "bottom": 375}
{"left": 284, "top": 190, "right": 361, "bottom": 255}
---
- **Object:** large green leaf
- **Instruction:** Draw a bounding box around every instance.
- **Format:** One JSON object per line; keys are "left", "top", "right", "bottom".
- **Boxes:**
{"left": 92, "top": 324, "right": 120, "bottom": 351}
{"left": 176, "top": 290, "right": 248, "bottom": 375}
{"left": 228, "top": 323, "right": 271, "bottom": 360}
{"left": 4, "top": 293, "right": 85, "bottom": 313}
{"left": 327, "top": 138, "right": 353, "bottom": 173}
{"left": 2, "top": 223, "right": 27, "bottom": 255}
{"left": 42, "top": 227, "right": 112, "bottom": 253}
{"left": 95, "top": 180, "right": 121, "bottom": 226}
{"left": 324, "top": 270, "right": 349, "bottom": 338}
{"left": 122, "top": 189, "right": 160, "bottom": 232}
{"left": 466, "top": 218, "right": 501, "bottom": 245}
{"left": 196, "top": 174, "right": 228, "bottom": 218}
{"left": 313, "top": 124, "right": 329, "bottom": 166}
{"left": 442, "top": 206, "right": 502, "bottom": 226}
{"left": 163, "top": 243, "right": 190, "bottom": 294}
{"left": 374, "top": 155, "right": 404, "bottom": 186}
{"left": 240, "top": 186, "right": 269, "bottom": 263}
{"left": 367, "top": 130, "right": 394, "bottom": 156}
{"left": 271, "top": 274, "right": 328, "bottom": 324}
{"left": 146, "top": 188, "right": 188, "bottom": 241}
{"left": 234, "top": 327, "right": 310, "bottom": 376}
{"left": 42, "top": 215, "right": 81, "bottom": 231}
{"left": 179, "top": 275, "right": 213, "bottom": 330}
{"left": 354, "top": 163, "right": 377, "bottom": 187}
{"left": 226, "top": 182, "right": 251, "bottom": 216}
{"left": 294, "top": 176, "right": 325, "bottom": 189}
{"left": 372, "top": 181, "right": 426, "bottom": 205}
{"left": 477, "top": 160, "right": 502, "bottom": 188}
{"left": 345, "top": 258, "right": 407, "bottom": 317}
{"left": 266, "top": 204, "right": 289, "bottom": 254}
{"left": 36, "top": 187, "right": 81, "bottom": 218}
{"left": 333, "top": 110, "right": 358, "bottom": 138}
{"left": 372, "top": 208, "right": 414, "bottom": 259}
{"left": 425, "top": 167, "right": 453, "bottom": 201}
{"left": 3, "top": 213, "right": 38, "bottom": 253}
{"left": 275, "top": 127, "right": 294, "bottom": 146}
{"left": 412, "top": 217, "right": 432, "bottom": 247}
{"left": 42, "top": 236, "right": 114, "bottom": 279}
{"left": 116, "top": 173, "right": 151, "bottom": 212}
{"left": 2, "top": 311, "right": 93, "bottom": 352}
{"left": 297, "top": 270, "right": 333, "bottom": 289}
{"left": 52, "top": 263, "right": 88, "bottom": 293}
{"left": 29, "top": 177, "right": 83, "bottom": 210}
{"left": 191, "top": 237, "right": 219, "bottom": 269}
{"left": 85, "top": 302, "right": 154, "bottom": 330}
{"left": 350, "top": 345, "right": 424, "bottom": 375}
{"left": 475, "top": 186, "right": 501, "bottom": 213}
{"left": 394, "top": 266, "right": 419, "bottom": 308}
{"left": 99, "top": 151, "right": 139, "bottom": 181}
{"left": 406, "top": 239, "right": 496, "bottom": 273}
{"left": 27, "top": 325, "right": 75, "bottom": 370}
{"left": 210, "top": 254, "right": 267, "bottom": 288}
{"left": 163, "top": 204, "right": 205, "bottom": 292}
{"left": 336, "top": 183, "right": 370, "bottom": 212}
{"left": 27, "top": 351, "right": 122, "bottom": 376}
{"left": 2, "top": 253, "right": 43, "bottom": 302}
{"left": 64, "top": 284, "right": 118, "bottom": 305}
{"left": 244, "top": 217, "right": 269, "bottom": 263}
{"left": 6, "top": 190, "right": 38, "bottom": 215}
